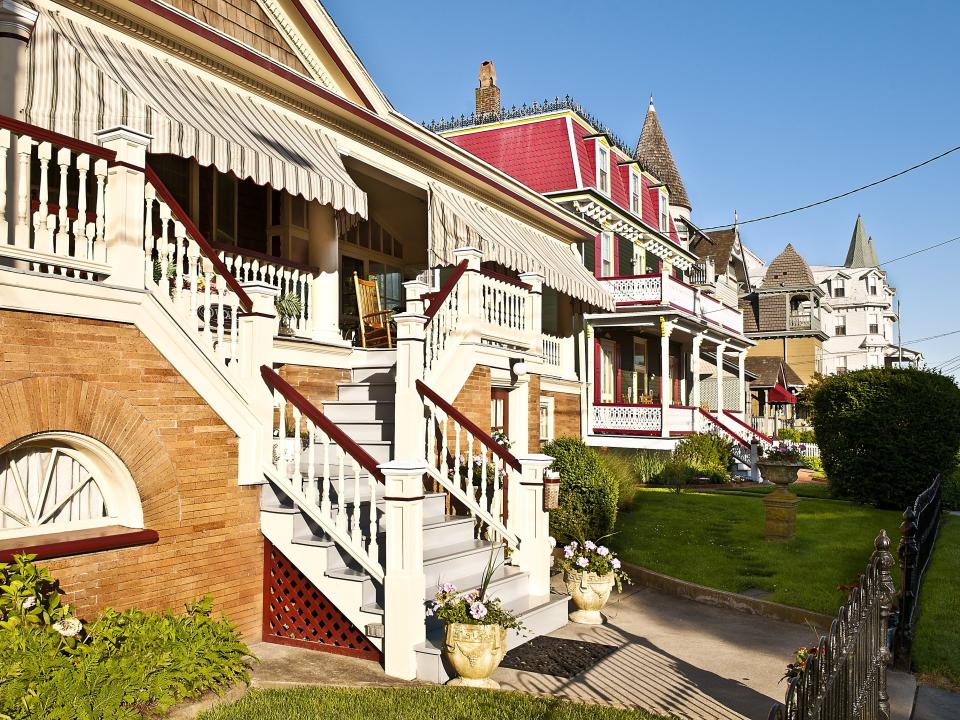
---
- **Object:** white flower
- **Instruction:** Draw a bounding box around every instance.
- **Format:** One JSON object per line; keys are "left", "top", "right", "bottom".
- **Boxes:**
{"left": 469, "top": 602, "right": 488, "bottom": 620}
{"left": 563, "top": 545, "right": 574, "bottom": 559}
{"left": 597, "top": 546, "right": 610, "bottom": 557}
{"left": 612, "top": 558, "right": 622, "bottom": 570}
{"left": 576, "top": 556, "right": 589, "bottom": 568}
{"left": 52, "top": 617, "right": 82, "bottom": 637}
{"left": 21, "top": 596, "right": 36, "bottom": 610}
{"left": 584, "top": 540, "right": 597, "bottom": 551}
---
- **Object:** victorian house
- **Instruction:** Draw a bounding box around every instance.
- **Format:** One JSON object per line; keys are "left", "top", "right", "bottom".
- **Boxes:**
{"left": 431, "top": 65, "right": 765, "bottom": 451}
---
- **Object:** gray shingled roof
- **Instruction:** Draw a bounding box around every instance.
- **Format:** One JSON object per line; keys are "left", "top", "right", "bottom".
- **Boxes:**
{"left": 690, "top": 228, "right": 736, "bottom": 275}
{"left": 744, "top": 356, "right": 804, "bottom": 388}
{"left": 844, "top": 215, "right": 880, "bottom": 267}
{"left": 635, "top": 98, "right": 690, "bottom": 210}
{"left": 760, "top": 243, "right": 816, "bottom": 289}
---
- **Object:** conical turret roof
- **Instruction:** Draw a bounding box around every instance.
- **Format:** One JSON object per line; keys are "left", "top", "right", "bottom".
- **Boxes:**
{"left": 761, "top": 243, "right": 816, "bottom": 289}
{"left": 635, "top": 97, "right": 690, "bottom": 210}
{"left": 844, "top": 215, "right": 879, "bottom": 267}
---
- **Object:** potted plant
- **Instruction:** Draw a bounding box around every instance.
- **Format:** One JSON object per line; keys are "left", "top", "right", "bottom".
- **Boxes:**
{"left": 759, "top": 443, "right": 806, "bottom": 488}
{"left": 430, "top": 547, "right": 523, "bottom": 688}
{"left": 274, "top": 292, "right": 303, "bottom": 337}
{"left": 557, "top": 539, "right": 630, "bottom": 625}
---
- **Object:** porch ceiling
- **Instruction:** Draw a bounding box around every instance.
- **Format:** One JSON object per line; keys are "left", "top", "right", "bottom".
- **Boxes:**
{"left": 585, "top": 310, "right": 753, "bottom": 349}
{"left": 26, "top": 8, "right": 367, "bottom": 219}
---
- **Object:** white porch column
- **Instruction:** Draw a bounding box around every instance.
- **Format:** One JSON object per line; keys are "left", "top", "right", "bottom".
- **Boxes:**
{"left": 96, "top": 126, "right": 151, "bottom": 289}
{"left": 392, "top": 309, "right": 428, "bottom": 460}
{"left": 0, "top": 1, "right": 37, "bottom": 247}
{"left": 715, "top": 341, "right": 727, "bottom": 413}
{"left": 660, "top": 319, "right": 673, "bottom": 438}
{"left": 582, "top": 322, "right": 594, "bottom": 438}
{"left": 380, "top": 460, "right": 427, "bottom": 680}
{"left": 691, "top": 333, "right": 703, "bottom": 409}
{"left": 738, "top": 350, "right": 747, "bottom": 414}
{"left": 237, "top": 281, "right": 278, "bottom": 486}
{"left": 507, "top": 360, "right": 530, "bottom": 456}
{"left": 307, "top": 202, "right": 348, "bottom": 345}
{"left": 510, "top": 454, "right": 554, "bottom": 598}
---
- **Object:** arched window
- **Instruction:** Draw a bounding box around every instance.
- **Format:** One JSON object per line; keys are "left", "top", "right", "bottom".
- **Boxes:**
{"left": 0, "top": 432, "right": 143, "bottom": 538}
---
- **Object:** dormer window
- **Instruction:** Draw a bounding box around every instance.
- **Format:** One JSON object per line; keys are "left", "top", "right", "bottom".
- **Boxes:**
{"left": 833, "top": 277, "right": 846, "bottom": 298}
{"left": 659, "top": 190, "right": 669, "bottom": 232}
{"left": 596, "top": 143, "right": 610, "bottom": 195}
{"left": 600, "top": 231, "right": 614, "bottom": 277}
{"left": 868, "top": 275, "right": 878, "bottom": 295}
{"left": 630, "top": 169, "right": 641, "bottom": 215}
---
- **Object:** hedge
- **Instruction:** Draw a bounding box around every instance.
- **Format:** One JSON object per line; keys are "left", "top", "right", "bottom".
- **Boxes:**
{"left": 809, "top": 368, "right": 960, "bottom": 508}
{"left": 542, "top": 438, "right": 618, "bottom": 542}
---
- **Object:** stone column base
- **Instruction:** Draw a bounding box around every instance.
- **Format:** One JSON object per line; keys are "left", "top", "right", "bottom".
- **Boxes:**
{"left": 763, "top": 490, "right": 799, "bottom": 539}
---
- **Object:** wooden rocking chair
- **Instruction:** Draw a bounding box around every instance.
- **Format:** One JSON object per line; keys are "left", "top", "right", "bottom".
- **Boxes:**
{"left": 353, "top": 272, "right": 394, "bottom": 348}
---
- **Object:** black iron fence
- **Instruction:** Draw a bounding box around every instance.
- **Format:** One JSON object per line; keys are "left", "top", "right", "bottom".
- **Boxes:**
{"left": 893, "top": 474, "right": 943, "bottom": 669}
{"left": 768, "top": 531, "right": 897, "bottom": 720}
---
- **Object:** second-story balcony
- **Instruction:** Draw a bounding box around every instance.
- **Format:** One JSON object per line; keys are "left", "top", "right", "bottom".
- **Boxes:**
{"left": 788, "top": 312, "right": 822, "bottom": 332}
{"left": 600, "top": 272, "right": 744, "bottom": 335}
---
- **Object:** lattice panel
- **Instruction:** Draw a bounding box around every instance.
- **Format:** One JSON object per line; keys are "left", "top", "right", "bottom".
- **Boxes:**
{"left": 262, "top": 541, "right": 382, "bottom": 661}
{"left": 592, "top": 404, "right": 662, "bottom": 433}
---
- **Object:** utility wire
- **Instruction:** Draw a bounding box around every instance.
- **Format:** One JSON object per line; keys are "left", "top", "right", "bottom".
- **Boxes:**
{"left": 700, "top": 143, "right": 960, "bottom": 231}
{"left": 878, "top": 234, "right": 960, "bottom": 267}
{"left": 904, "top": 329, "right": 960, "bottom": 344}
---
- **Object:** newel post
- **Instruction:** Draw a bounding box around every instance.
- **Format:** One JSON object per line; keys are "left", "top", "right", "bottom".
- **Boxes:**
{"left": 95, "top": 126, "right": 152, "bottom": 289}
{"left": 237, "top": 281, "right": 278, "bottom": 486}
{"left": 393, "top": 304, "right": 428, "bottom": 460}
{"left": 873, "top": 530, "right": 897, "bottom": 720}
{"left": 519, "top": 270, "right": 544, "bottom": 351}
{"left": 452, "top": 246, "right": 482, "bottom": 330}
{"left": 510, "top": 453, "right": 554, "bottom": 598}
{"left": 380, "top": 460, "right": 427, "bottom": 680}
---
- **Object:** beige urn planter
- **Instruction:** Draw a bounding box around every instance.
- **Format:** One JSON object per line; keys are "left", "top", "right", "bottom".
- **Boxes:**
{"left": 758, "top": 461, "right": 804, "bottom": 540}
{"left": 443, "top": 622, "right": 508, "bottom": 689}
{"left": 565, "top": 570, "right": 616, "bottom": 625}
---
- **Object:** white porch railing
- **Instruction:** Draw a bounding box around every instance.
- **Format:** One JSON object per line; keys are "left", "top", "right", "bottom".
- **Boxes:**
{"left": 601, "top": 273, "right": 662, "bottom": 304}
{"left": 665, "top": 405, "right": 696, "bottom": 434}
{"left": 423, "top": 260, "right": 468, "bottom": 374}
{"left": 143, "top": 169, "right": 249, "bottom": 378}
{"left": 591, "top": 404, "right": 662, "bottom": 434}
{"left": 541, "top": 332, "right": 576, "bottom": 379}
{"left": 261, "top": 366, "right": 384, "bottom": 580}
{"left": 418, "top": 379, "right": 519, "bottom": 549}
{"left": 699, "top": 291, "right": 744, "bottom": 334}
{"left": 217, "top": 245, "right": 316, "bottom": 338}
{"left": 478, "top": 268, "right": 529, "bottom": 347}
{"left": 0, "top": 116, "right": 111, "bottom": 279}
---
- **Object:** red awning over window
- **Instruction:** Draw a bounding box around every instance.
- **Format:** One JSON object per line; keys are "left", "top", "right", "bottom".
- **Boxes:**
{"left": 768, "top": 383, "right": 797, "bottom": 405}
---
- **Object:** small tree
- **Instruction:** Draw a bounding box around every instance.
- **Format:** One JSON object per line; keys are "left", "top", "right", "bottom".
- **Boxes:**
{"left": 810, "top": 368, "right": 960, "bottom": 508}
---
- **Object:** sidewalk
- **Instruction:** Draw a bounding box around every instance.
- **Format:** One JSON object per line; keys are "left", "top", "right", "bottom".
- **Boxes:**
{"left": 493, "top": 579, "right": 916, "bottom": 720}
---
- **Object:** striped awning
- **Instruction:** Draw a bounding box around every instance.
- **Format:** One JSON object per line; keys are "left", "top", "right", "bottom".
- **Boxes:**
{"left": 429, "top": 183, "right": 614, "bottom": 310}
{"left": 24, "top": 9, "right": 366, "bottom": 219}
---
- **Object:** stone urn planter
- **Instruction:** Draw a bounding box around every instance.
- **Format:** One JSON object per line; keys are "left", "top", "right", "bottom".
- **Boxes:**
{"left": 564, "top": 570, "right": 616, "bottom": 625}
{"left": 759, "top": 461, "right": 804, "bottom": 487}
{"left": 443, "top": 622, "right": 507, "bottom": 688}
{"left": 758, "top": 461, "right": 804, "bottom": 540}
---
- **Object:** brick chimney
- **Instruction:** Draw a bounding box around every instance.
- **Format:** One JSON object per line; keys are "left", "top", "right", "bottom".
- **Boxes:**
{"left": 475, "top": 60, "right": 500, "bottom": 116}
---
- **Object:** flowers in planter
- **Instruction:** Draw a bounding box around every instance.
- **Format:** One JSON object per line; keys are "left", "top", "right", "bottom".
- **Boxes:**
{"left": 782, "top": 645, "right": 818, "bottom": 681}
{"left": 762, "top": 443, "right": 806, "bottom": 464}
{"left": 556, "top": 539, "right": 631, "bottom": 593}
{"left": 429, "top": 546, "right": 524, "bottom": 631}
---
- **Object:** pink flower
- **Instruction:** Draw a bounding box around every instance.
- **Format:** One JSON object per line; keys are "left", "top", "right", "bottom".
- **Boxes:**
{"left": 576, "top": 556, "right": 589, "bottom": 568}
{"left": 612, "top": 558, "right": 621, "bottom": 570}
{"left": 563, "top": 545, "right": 575, "bottom": 558}
{"left": 597, "top": 546, "right": 610, "bottom": 557}
{"left": 470, "top": 602, "right": 488, "bottom": 620}
{"left": 584, "top": 540, "right": 597, "bottom": 551}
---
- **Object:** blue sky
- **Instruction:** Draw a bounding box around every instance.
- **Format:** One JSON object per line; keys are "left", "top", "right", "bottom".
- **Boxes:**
{"left": 325, "top": 0, "right": 960, "bottom": 373}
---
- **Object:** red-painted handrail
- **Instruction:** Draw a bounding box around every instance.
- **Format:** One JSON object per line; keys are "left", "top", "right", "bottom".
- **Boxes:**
{"left": 722, "top": 410, "right": 773, "bottom": 444}
{"left": 415, "top": 379, "right": 522, "bottom": 472}
{"left": 211, "top": 241, "right": 320, "bottom": 276}
{"left": 478, "top": 267, "right": 531, "bottom": 290}
{"left": 145, "top": 166, "right": 253, "bottom": 312}
{"left": 423, "top": 260, "right": 468, "bottom": 322}
{"left": 697, "top": 408, "right": 748, "bottom": 448}
{"left": 0, "top": 114, "right": 116, "bottom": 162}
{"left": 261, "top": 365, "right": 385, "bottom": 483}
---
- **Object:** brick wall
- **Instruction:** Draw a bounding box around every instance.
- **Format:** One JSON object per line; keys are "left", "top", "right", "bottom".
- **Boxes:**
{"left": 277, "top": 364, "right": 350, "bottom": 411}
{"left": 528, "top": 374, "right": 541, "bottom": 451}
{"left": 453, "top": 365, "right": 492, "bottom": 433}
{"left": 541, "top": 389, "right": 582, "bottom": 443}
{"left": 0, "top": 310, "right": 263, "bottom": 639}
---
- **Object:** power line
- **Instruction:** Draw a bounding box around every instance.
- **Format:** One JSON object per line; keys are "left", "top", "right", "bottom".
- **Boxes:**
{"left": 904, "top": 329, "right": 960, "bottom": 344}
{"left": 700, "top": 143, "right": 960, "bottom": 231}
{"left": 878, "top": 234, "right": 960, "bottom": 267}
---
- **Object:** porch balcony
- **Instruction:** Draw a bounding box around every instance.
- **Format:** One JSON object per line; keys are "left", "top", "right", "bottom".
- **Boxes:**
{"left": 788, "top": 312, "right": 821, "bottom": 332}
{"left": 600, "top": 271, "right": 744, "bottom": 334}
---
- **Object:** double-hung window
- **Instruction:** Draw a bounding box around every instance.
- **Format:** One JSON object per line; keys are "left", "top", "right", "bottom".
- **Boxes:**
{"left": 659, "top": 191, "right": 670, "bottom": 232}
{"left": 834, "top": 278, "right": 846, "bottom": 298}
{"left": 868, "top": 275, "right": 878, "bottom": 295}
{"left": 600, "top": 231, "right": 614, "bottom": 277}
{"left": 868, "top": 313, "right": 880, "bottom": 335}
{"left": 835, "top": 314, "right": 847, "bottom": 336}
{"left": 630, "top": 169, "right": 641, "bottom": 215}
{"left": 596, "top": 143, "right": 610, "bottom": 195}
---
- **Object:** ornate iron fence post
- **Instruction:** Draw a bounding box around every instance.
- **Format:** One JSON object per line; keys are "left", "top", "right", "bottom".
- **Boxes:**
{"left": 894, "top": 507, "right": 918, "bottom": 670}
{"left": 874, "top": 530, "right": 897, "bottom": 720}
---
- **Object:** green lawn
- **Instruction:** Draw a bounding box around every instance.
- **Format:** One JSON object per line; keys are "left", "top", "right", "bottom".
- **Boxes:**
{"left": 912, "top": 515, "right": 960, "bottom": 689}
{"left": 198, "top": 687, "right": 669, "bottom": 720}
{"left": 610, "top": 488, "right": 901, "bottom": 616}
{"left": 698, "top": 482, "right": 834, "bottom": 500}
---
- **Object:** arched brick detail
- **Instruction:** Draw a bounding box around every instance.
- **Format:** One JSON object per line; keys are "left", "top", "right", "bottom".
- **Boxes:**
{"left": 0, "top": 376, "right": 178, "bottom": 526}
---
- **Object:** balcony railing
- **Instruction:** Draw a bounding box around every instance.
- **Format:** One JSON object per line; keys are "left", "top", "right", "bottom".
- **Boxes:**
{"left": 788, "top": 312, "right": 821, "bottom": 332}
{"left": 600, "top": 272, "right": 744, "bottom": 334}
{"left": 541, "top": 333, "right": 577, "bottom": 380}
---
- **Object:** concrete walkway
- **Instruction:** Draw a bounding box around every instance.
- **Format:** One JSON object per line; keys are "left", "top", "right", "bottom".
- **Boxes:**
{"left": 492, "top": 579, "right": 915, "bottom": 720}
{"left": 912, "top": 687, "right": 960, "bottom": 720}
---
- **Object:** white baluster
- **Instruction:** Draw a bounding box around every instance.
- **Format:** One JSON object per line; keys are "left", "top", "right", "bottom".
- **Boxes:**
{"left": 367, "top": 472, "right": 378, "bottom": 566}
{"left": 291, "top": 406, "right": 303, "bottom": 493}
{"left": 351, "top": 461, "right": 361, "bottom": 543}
{"left": 228, "top": 293, "right": 240, "bottom": 366}
{"left": 277, "top": 396, "right": 287, "bottom": 478}
{"left": 187, "top": 239, "right": 200, "bottom": 315}
{"left": 142, "top": 182, "right": 156, "bottom": 282}
{"left": 320, "top": 434, "right": 331, "bottom": 517}
{"left": 427, "top": 404, "right": 437, "bottom": 473}
{"left": 171, "top": 221, "right": 186, "bottom": 305}
{"left": 303, "top": 273, "right": 314, "bottom": 337}
{"left": 215, "top": 283, "right": 227, "bottom": 359}
{"left": 75, "top": 154, "right": 90, "bottom": 260}
{"left": 492, "top": 455, "right": 503, "bottom": 520}
{"left": 201, "top": 256, "right": 214, "bottom": 344}
{"left": 271, "top": 388, "right": 281, "bottom": 469}
{"left": 477, "top": 442, "right": 488, "bottom": 512}
{"left": 55, "top": 147, "right": 71, "bottom": 256}
{"left": 14, "top": 134, "right": 31, "bottom": 248}
{"left": 453, "top": 424, "right": 461, "bottom": 486}
{"left": 336, "top": 448, "right": 347, "bottom": 532}
{"left": 440, "top": 412, "right": 449, "bottom": 485}
{"left": 158, "top": 203, "right": 171, "bottom": 296}
{"left": 465, "top": 432, "right": 474, "bottom": 497}
{"left": 0, "top": 129, "right": 9, "bottom": 243}
{"left": 93, "top": 159, "right": 107, "bottom": 264}
{"left": 306, "top": 417, "right": 316, "bottom": 504}
{"left": 34, "top": 142, "right": 52, "bottom": 253}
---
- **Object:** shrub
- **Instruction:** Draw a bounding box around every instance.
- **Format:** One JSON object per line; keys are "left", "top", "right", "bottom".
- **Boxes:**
{"left": 0, "top": 555, "right": 252, "bottom": 720}
{"left": 659, "top": 458, "right": 697, "bottom": 493}
{"left": 596, "top": 449, "right": 637, "bottom": 511}
{"left": 804, "top": 455, "right": 824, "bottom": 474}
{"left": 673, "top": 433, "right": 732, "bottom": 484}
{"left": 543, "top": 438, "right": 618, "bottom": 542}
{"left": 633, "top": 451, "right": 670, "bottom": 486}
{"left": 810, "top": 368, "right": 960, "bottom": 508}
{"left": 777, "top": 427, "right": 816, "bottom": 444}
{"left": 944, "top": 458, "right": 960, "bottom": 511}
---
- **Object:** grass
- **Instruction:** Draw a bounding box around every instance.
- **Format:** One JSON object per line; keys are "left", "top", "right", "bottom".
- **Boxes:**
{"left": 197, "top": 687, "right": 670, "bottom": 720}
{"left": 609, "top": 488, "right": 901, "bottom": 616}
{"left": 912, "top": 515, "right": 960, "bottom": 690}
{"left": 700, "top": 482, "right": 834, "bottom": 500}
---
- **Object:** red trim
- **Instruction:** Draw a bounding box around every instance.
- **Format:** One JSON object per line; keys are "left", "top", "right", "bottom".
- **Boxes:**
{"left": 0, "top": 114, "right": 116, "bottom": 162}
{"left": 593, "top": 429, "right": 660, "bottom": 436}
{"left": 423, "top": 260, "right": 468, "bottom": 321}
{"left": 722, "top": 410, "right": 773, "bottom": 443}
{"left": 30, "top": 200, "right": 97, "bottom": 224}
{"left": 668, "top": 275, "right": 697, "bottom": 292}
{"left": 593, "top": 339, "right": 601, "bottom": 404}
{"left": 478, "top": 267, "right": 532, "bottom": 290}
{"left": 697, "top": 408, "right": 748, "bottom": 448}
{"left": 145, "top": 166, "right": 253, "bottom": 312}
{"left": 0, "top": 527, "right": 158, "bottom": 563}
{"left": 594, "top": 402, "right": 660, "bottom": 408}
{"left": 122, "top": 2, "right": 591, "bottom": 243}
{"left": 211, "top": 241, "right": 320, "bottom": 275}
{"left": 616, "top": 300, "right": 660, "bottom": 307}
{"left": 600, "top": 272, "right": 661, "bottom": 281}
{"left": 261, "top": 366, "right": 385, "bottom": 482}
{"left": 415, "top": 380, "right": 522, "bottom": 473}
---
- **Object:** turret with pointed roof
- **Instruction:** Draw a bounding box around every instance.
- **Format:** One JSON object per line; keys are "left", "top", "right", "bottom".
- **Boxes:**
{"left": 635, "top": 96, "right": 690, "bottom": 210}
{"left": 761, "top": 243, "right": 817, "bottom": 289}
{"left": 844, "top": 214, "right": 880, "bottom": 267}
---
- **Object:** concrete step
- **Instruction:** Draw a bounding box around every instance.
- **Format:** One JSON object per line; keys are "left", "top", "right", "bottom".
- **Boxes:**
{"left": 332, "top": 420, "right": 394, "bottom": 443}
{"left": 423, "top": 540, "right": 506, "bottom": 589}
{"left": 301, "top": 439, "right": 393, "bottom": 466}
{"left": 323, "top": 400, "right": 395, "bottom": 424}
{"left": 351, "top": 366, "right": 396, "bottom": 384}
{"left": 337, "top": 382, "right": 396, "bottom": 402}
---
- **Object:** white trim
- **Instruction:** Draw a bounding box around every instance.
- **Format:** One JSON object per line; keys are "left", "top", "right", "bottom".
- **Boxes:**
{"left": 565, "top": 116, "right": 583, "bottom": 189}
{"left": 599, "top": 230, "right": 614, "bottom": 278}
{"left": 595, "top": 140, "right": 610, "bottom": 196}
{"left": 538, "top": 396, "right": 555, "bottom": 443}
{"left": 630, "top": 167, "right": 642, "bottom": 216}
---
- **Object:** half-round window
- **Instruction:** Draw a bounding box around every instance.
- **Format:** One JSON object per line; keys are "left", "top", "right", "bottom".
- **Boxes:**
{"left": 0, "top": 432, "right": 143, "bottom": 538}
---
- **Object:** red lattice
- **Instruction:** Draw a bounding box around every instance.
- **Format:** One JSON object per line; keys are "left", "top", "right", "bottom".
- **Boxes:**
{"left": 262, "top": 541, "right": 382, "bottom": 661}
